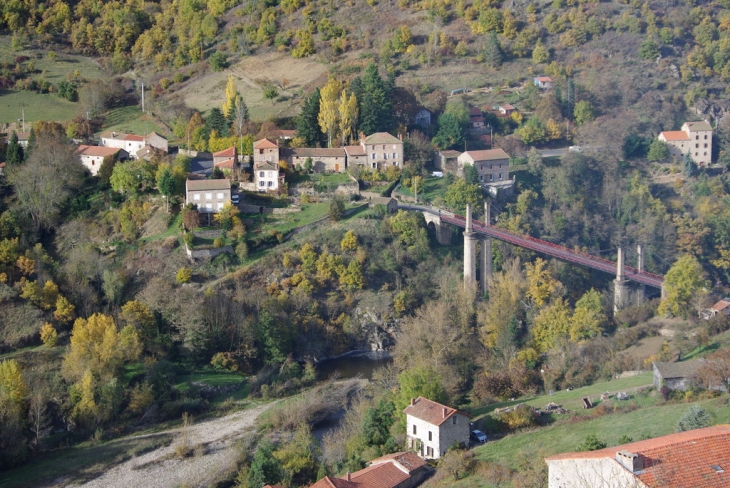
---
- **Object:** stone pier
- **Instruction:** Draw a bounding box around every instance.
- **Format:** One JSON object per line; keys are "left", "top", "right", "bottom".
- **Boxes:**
{"left": 636, "top": 244, "right": 645, "bottom": 304}
{"left": 464, "top": 203, "right": 478, "bottom": 290}
{"left": 614, "top": 247, "right": 631, "bottom": 314}
{"left": 481, "top": 201, "right": 492, "bottom": 295}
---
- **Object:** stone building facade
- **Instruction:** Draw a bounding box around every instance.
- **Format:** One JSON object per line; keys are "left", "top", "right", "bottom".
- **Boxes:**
{"left": 403, "top": 397, "right": 470, "bottom": 459}
{"left": 658, "top": 120, "right": 713, "bottom": 166}
{"left": 282, "top": 147, "right": 347, "bottom": 172}
{"left": 185, "top": 178, "right": 231, "bottom": 213}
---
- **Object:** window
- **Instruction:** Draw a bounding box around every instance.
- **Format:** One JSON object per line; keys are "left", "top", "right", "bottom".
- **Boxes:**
{"left": 259, "top": 171, "right": 264, "bottom": 178}
{"left": 480, "top": 175, "right": 483, "bottom": 182}
{"left": 428, "top": 431, "right": 432, "bottom": 441}
{"left": 704, "top": 143, "right": 708, "bottom": 148}
{"left": 489, "top": 174, "right": 493, "bottom": 181}
{"left": 499, "top": 173, "right": 503, "bottom": 180}
{"left": 452, "top": 416, "right": 457, "bottom": 425}
{"left": 383, "top": 153, "right": 388, "bottom": 160}
{"left": 259, "top": 181, "right": 265, "bottom": 187}
{"left": 205, "top": 193, "right": 212, "bottom": 200}
{"left": 412, "top": 425, "right": 417, "bottom": 435}
{"left": 205, "top": 203, "right": 212, "bottom": 210}
{"left": 194, "top": 194, "right": 200, "bottom": 201}
{"left": 696, "top": 144, "right": 699, "bottom": 148}
{"left": 393, "top": 144, "right": 397, "bottom": 149}
{"left": 268, "top": 181, "right": 273, "bottom": 187}
{"left": 696, "top": 135, "right": 699, "bottom": 140}
{"left": 705, "top": 152, "right": 707, "bottom": 156}
{"left": 393, "top": 152, "right": 397, "bottom": 159}
{"left": 217, "top": 192, "right": 224, "bottom": 199}
{"left": 371, "top": 153, "right": 376, "bottom": 159}
{"left": 382, "top": 145, "right": 385, "bottom": 149}
{"left": 705, "top": 134, "right": 708, "bottom": 139}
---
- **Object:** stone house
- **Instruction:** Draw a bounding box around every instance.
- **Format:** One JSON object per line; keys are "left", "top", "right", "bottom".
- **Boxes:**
{"left": 213, "top": 147, "right": 238, "bottom": 166}
{"left": 469, "top": 107, "right": 485, "bottom": 129}
{"left": 310, "top": 451, "right": 431, "bottom": 488}
{"left": 253, "top": 138, "right": 280, "bottom": 166}
{"left": 403, "top": 397, "right": 470, "bottom": 459}
{"left": 282, "top": 147, "right": 347, "bottom": 172}
{"left": 144, "top": 132, "right": 168, "bottom": 153}
{"left": 368, "top": 196, "right": 398, "bottom": 213}
{"left": 99, "top": 131, "right": 146, "bottom": 155}
{"left": 499, "top": 104, "right": 515, "bottom": 116}
{"left": 185, "top": 178, "right": 231, "bottom": 213}
{"left": 344, "top": 145, "right": 368, "bottom": 168}
{"left": 254, "top": 161, "right": 284, "bottom": 193}
{"left": 534, "top": 76, "right": 553, "bottom": 89}
{"left": 652, "top": 360, "right": 704, "bottom": 391}
{"left": 360, "top": 132, "right": 404, "bottom": 170}
{"left": 434, "top": 150, "right": 461, "bottom": 171}
{"left": 706, "top": 298, "right": 730, "bottom": 319}
{"left": 545, "top": 425, "right": 730, "bottom": 488}
{"left": 457, "top": 148, "right": 510, "bottom": 184}
{"left": 3, "top": 131, "right": 30, "bottom": 147}
{"left": 76, "top": 145, "right": 128, "bottom": 176}
{"left": 658, "top": 120, "right": 713, "bottom": 166}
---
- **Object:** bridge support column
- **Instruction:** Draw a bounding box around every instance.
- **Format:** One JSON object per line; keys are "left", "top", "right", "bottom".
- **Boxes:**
{"left": 464, "top": 203, "right": 478, "bottom": 291}
{"left": 636, "top": 244, "right": 645, "bottom": 304}
{"left": 614, "top": 247, "right": 630, "bottom": 315}
{"left": 481, "top": 202, "right": 492, "bottom": 296}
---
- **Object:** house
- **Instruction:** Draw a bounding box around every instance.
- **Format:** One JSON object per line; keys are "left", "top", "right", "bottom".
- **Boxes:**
{"left": 3, "top": 131, "right": 30, "bottom": 147}
{"left": 144, "top": 132, "right": 168, "bottom": 153}
{"left": 653, "top": 360, "right": 704, "bottom": 391}
{"left": 185, "top": 179, "right": 231, "bottom": 213}
{"left": 344, "top": 145, "right": 368, "bottom": 168}
{"left": 76, "top": 145, "right": 128, "bottom": 176}
{"left": 213, "top": 147, "right": 238, "bottom": 166}
{"left": 469, "top": 107, "right": 485, "bottom": 129}
{"left": 403, "top": 397, "right": 470, "bottom": 459}
{"left": 281, "top": 147, "right": 347, "bottom": 173}
{"left": 434, "top": 150, "right": 461, "bottom": 171}
{"left": 274, "top": 129, "right": 297, "bottom": 140}
{"left": 254, "top": 161, "right": 285, "bottom": 193}
{"left": 458, "top": 148, "right": 510, "bottom": 184}
{"left": 253, "top": 138, "right": 280, "bottom": 166}
{"left": 658, "top": 120, "right": 713, "bottom": 166}
{"left": 706, "top": 298, "right": 730, "bottom": 319}
{"left": 545, "top": 425, "right": 730, "bottom": 488}
{"left": 534, "top": 76, "right": 553, "bottom": 89}
{"left": 368, "top": 196, "right": 398, "bottom": 213}
{"left": 414, "top": 108, "right": 432, "bottom": 127}
{"left": 310, "top": 451, "right": 431, "bottom": 488}
{"left": 214, "top": 158, "right": 236, "bottom": 173}
{"left": 360, "top": 132, "right": 404, "bottom": 170}
{"left": 99, "top": 131, "right": 146, "bottom": 155}
{"left": 498, "top": 104, "right": 515, "bottom": 116}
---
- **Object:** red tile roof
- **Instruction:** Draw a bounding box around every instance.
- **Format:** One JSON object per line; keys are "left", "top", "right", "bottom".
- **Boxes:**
{"left": 469, "top": 106, "right": 483, "bottom": 116}
{"left": 403, "top": 397, "right": 471, "bottom": 426}
{"left": 547, "top": 425, "right": 730, "bottom": 488}
{"left": 214, "top": 158, "right": 236, "bottom": 169}
{"left": 344, "top": 145, "right": 365, "bottom": 156}
{"left": 310, "top": 452, "right": 428, "bottom": 488}
{"left": 369, "top": 451, "right": 426, "bottom": 473}
{"left": 660, "top": 130, "right": 690, "bottom": 141}
{"left": 254, "top": 138, "right": 279, "bottom": 149}
{"left": 501, "top": 104, "right": 515, "bottom": 110}
{"left": 309, "top": 476, "right": 360, "bottom": 488}
{"left": 535, "top": 76, "right": 553, "bottom": 82}
{"left": 462, "top": 148, "right": 510, "bottom": 161}
{"left": 123, "top": 134, "right": 145, "bottom": 141}
{"left": 712, "top": 300, "right": 730, "bottom": 312}
{"left": 76, "top": 145, "right": 122, "bottom": 157}
{"left": 213, "top": 147, "right": 236, "bottom": 157}
{"left": 349, "top": 461, "right": 410, "bottom": 488}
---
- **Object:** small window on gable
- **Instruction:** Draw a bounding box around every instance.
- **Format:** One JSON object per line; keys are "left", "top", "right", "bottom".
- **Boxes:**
{"left": 428, "top": 431, "right": 432, "bottom": 441}
{"left": 412, "top": 424, "right": 417, "bottom": 435}
{"left": 452, "top": 416, "right": 457, "bottom": 425}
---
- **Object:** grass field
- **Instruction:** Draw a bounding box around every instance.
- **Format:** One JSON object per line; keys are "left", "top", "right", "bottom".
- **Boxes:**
{"left": 101, "top": 106, "right": 166, "bottom": 136}
{"left": 395, "top": 176, "right": 449, "bottom": 204}
{"left": 0, "top": 90, "right": 78, "bottom": 124}
{"left": 175, "top": 371, "right": 250, "bottom": 403}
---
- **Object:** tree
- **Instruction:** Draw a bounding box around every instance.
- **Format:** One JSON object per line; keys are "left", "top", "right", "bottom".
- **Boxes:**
{"left": 573, "top": 100, "right": 595, "bottom": 125}
{"left": 359, "top": 63, "right": 392, "bottom": 134}
{"left": 525, "top": 258, "right": 560, "bottom": 308}
{"left": 433, "top": 113, "right": 465, "bottom": 150}
{"left": 176, "top": 267, "right": 193, "bottom": 284}
{"left": 341, "top": 230, "right": 357, "bottom": 251}
{"left": 7, "top": 134, "right": 85, "bottom": 231}
{"left": 329, "top": 196, "right": 345, "bottom": 221}
{"left": 292, "top": 29, "right": 316, "bottom": 58}
{"left": 182, "top": 204, "right": 200, "bottom": 230}
{"left": 517, "top": 117, "right": 547, "bottom": 145}
{"left": 157, "top": 167, "right": 176, "bottom": 212}
{"left": 102, "top": 269, "right": 125, "bottom": 305}
{"left": 54, "top": 295, "right": 75, "bottom": 324}
{"left": 683, "top": 152, "right": 698, "bottom": 177}
{"left": 249, "top": 440, "right": 284, "bottom": 488}
{"left": 532, "top": 41, "right": 550, "bottom": 63}
{"left": 676, "top": 405, "right": 711, "bottom": 432}
{"left": 318, "top": 77, "right": 340, "bottom": 148}
{"left": 443, "top": 178, "right": 482, "bottom": 214}
{"left": 579, "top": 434, "right": 607, "bottom": 451}
{"left": 658, "top": 255, "right": 708, "bottom": 318}
{"left": 482, "top": 32, "right": 503, "bottom": 67}
{"left": 6, "top": 132, "right": 23, "bottom": 166}
{"left": 264, "top": 85, "right": 279, "bottom": 105}
{"left": 206, "top": 108, "right": 229, "bottom": 137}
{"left": 338, "top": 90, "right": 358, "bottom": 146}
{"left": 532, "top": 298, "right": 572, "bottom": 352}
{"left": 647, "top": 139, "right": 670, "bottom": 161}
{"left": 209, "top": 52, "right": 228, "bottom": 71}
{"left": 339, "top": 259, "right": 365, "bottom": 289}
{"left": 396, "top": 365, "right": 447, "bottom": 413}
{"left": 0, "top": 360, "right": 29, "bottom": 408}
{"left": 40, "top": 322, "right": 58, "bottom": 347}
{"left": 274, "top": 424, "right": 319, "bottom": 486}
{"left": 298, "top": 89, "right": 324, "bottom": 147}
{"left": 98, "top": 155, "right": 117, "bottom": 186}
{"left": 639, "top": 40, "right": 660, "bottom": 60}
{"left": 110, "top": 162, "right": 140, "bottom": 195}
{"left": 222, "top": 74, "right": 238, "bottom": 118}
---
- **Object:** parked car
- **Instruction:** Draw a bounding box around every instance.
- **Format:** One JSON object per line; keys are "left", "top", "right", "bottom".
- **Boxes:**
{"left": 231, "top": 194, "right": 240, "bottom": 204}
{"left": 470, "top": 430, "right": 487, "bottom": 443}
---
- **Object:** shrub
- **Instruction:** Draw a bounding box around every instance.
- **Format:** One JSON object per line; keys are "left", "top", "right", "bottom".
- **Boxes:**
{"left": 236, "top": 241, "right": 249, "bottom": 261}
{"left": 176, "top": 267, "right": 193, "bottom": 284}
{"left": 159, "top": 78, "right": 171, "bottom": 90}
{"left": 439, "top": 448, "right": 475, "bottom": 481}
{"left": 209, "top": 52, "right": 228, "bottom": 71}
{"left": 498, "top": 406, "right": 538, "bottom": 431}
{"left": 211, "top": 352, "right": 239, "bottom": 372}
{"left": 579, "top": 434, "right": 607, "bottom": 451}
{"left": 213, "top": 237, "right": 225, "bottom": 248}
{"left": 676, "top": 405, "right": 711, "bottom": 432}
{"left": 173, "top": 73, "right": 185, "bottom": 83}
{"left": 39, "top": 322, "right": 57, "bottom": 347}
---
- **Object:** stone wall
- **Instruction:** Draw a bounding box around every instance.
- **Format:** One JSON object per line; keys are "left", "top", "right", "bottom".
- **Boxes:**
{"left": 185, "top": 243, "right": 234, "bottom": 260}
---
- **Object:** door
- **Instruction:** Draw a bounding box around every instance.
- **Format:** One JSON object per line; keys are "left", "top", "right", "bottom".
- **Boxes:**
{"left": 335, "top": 163, "right": 340, "bottom": 172}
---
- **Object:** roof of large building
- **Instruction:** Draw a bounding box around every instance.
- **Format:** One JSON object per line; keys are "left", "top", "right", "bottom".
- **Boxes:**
{"left": 3, "top": 131, "right": 29, "bottom": 141}
{"left": 364, "top": 132, "right": 402, "bottom": 145}
{"left": 403, "top": 397, "right": 470, "bottom": 426}
{"left": 344, "top": 145, "right": 366, "bottom": 156}
{"left": 546, "top": 425, "right": 730, "bottom": 488}
{"left": 186, "top": 178, "right": 231, "bottom": 191}
{"left": 145, "top": 131, "right": 167, "bottom": 140}
{"left": 369, "top": 451, "right": 426, "bottom": 472}
{"left": 254, "top": 138, "right": 279, "bottom": 149}
{"left": 283, "top": 147, "right": 345, "bottom": 158}
{"left": 310, "top": 452, "right": 426, "bottom": 488}
{"left": 275, "top": 129, "right": 297, "bottom": 138}
{"left": 660, "top": 130, "right": 691, "bottom": 141}
{"left": 76, "top": 145, "right": 123, "bottom": 157}
{"left": 309, "top": 476, "right": 360, "bottom": 488}
{"left": 713, "top": 299, "right": 730, "bottom": 312}
{"left": 653, "top": 360, "right": 704, "bottom": 379}
{"left": 461, "top": 148, "right": 510, "bottom": 161}
{"left": 214, "top": 158, "right": 236, "bottom": 169}
{"left": 99, "top": 131, "right": 144, "bottom": 141}
{"left": 213, "top": 147, "right": 236, "bottom": 157}
{"left": 686, "top": 121, "right": 713, "bottom": 131}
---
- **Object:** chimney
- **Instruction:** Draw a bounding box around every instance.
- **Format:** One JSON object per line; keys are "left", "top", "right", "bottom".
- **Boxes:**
{"left": 410, "top": 398, "right": 415, "bottom": 406}
{"left": 443, "top": 408, "right": 448, "bottom": 418}
{"left": 398, "top": 133, "right": 403, "bottom": 141}
{"left": 615, "top": 451, "right": 643, "bottom": 473}
{"left": 112, "top": 132, "right": 116, "bottom": 137}
{"left": 347, "top": 472, "right": 351, "bottom": 481}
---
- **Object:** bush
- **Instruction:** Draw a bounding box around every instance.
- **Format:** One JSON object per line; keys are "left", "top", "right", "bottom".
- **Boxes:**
{"left": 209, "top": 52, "right": 228, "bottom": 71}
{"left": 211, "top": 352, "right": 239, "bottom": 372}
{"left": 39, "top": 322, "right": 57, "bottom": 347}
{"left": 498, "top": 406, "right": 538, "bottom": 431}
{"left": 176, "top": 267, "right": 193, "bottom": 284}
{"left": 159, "top": 78, "right": 171, "bottom": 90}
{"left": 676, "top": 405, "right": 711, "bottom": 432}
{"left": 172, "top": 72, "right": 185, "bottom": 83}
{"left": 579, "top": 434, "right": 607, "bottom": 451}
{"left": 329, "top": 197, "right": 345, "bottom": 221}
{"left": 236, "top": 241, "right": 249, "bottom": 261}
{"left": 213, "top": 237, "right": 225, "bottom": 248}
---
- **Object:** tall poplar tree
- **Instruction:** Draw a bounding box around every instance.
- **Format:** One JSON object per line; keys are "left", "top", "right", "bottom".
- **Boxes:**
{"left": 338, "top": 91, "right": 358, "bottom": 146}
{"left": 318, "top": 77, "right": 340, "bottom": 148}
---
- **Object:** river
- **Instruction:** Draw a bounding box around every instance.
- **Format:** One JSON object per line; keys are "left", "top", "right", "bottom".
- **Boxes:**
{"left": 315, "top": 351, "right": 393, "bottom": 381}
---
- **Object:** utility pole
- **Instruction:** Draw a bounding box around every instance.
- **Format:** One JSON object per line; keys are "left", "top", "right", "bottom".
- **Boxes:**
{"left": 141, "top": 82, "right": 145, "bottom": 113}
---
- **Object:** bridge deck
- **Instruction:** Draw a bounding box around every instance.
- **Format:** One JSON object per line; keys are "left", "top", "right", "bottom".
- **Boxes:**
{"left": 403, "top": 205, "right": 663, "bottom": 288}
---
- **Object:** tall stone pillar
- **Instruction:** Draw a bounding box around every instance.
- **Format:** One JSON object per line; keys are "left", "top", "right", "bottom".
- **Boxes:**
{"left": 481, "top": 201, "right": 492, "bottom": 295}
{"left": 464, "top": 203, "right": 477, "bottom": 290}
{"left": 636, "top": 244, "right": 645, "bottom": 304}
{"left": 614, "top": 247, "right": 630, "bottom": 314}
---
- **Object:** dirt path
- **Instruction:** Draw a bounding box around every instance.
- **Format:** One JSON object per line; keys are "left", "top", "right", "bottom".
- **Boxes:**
{"left": 65, "top": 402, "right": 273, "bottom": 488}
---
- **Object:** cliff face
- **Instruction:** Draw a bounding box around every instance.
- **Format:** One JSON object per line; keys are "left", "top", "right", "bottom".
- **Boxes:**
{"left": 352, "top": 306, "right": 399, "bottom": 352}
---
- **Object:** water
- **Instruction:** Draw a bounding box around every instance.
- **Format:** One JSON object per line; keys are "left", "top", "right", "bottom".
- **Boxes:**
{"left": 315, "top": 351, "right": 393, "bottom": 381}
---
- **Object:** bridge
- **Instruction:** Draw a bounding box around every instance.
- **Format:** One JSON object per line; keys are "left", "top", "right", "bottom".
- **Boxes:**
{"left": 400, "top": 203, "right": 665, "bottom": 313}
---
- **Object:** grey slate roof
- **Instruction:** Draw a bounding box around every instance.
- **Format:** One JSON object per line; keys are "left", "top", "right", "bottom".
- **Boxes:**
{"left": 653, "top": 360, "right": 704, "bottom": 379}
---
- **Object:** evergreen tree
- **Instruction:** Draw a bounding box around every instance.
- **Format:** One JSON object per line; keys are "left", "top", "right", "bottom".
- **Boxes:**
{"left": 25, "top": 127, "right": 35, "bottom": 158}
{"left": 676, "top": 405, "right": 711, "bottom": 432}
{"left": 6, "top": 132, "right": 23, "bottom": 166}
{"left": 482, "top": 32, "right": 503, "bottom": 68}
{"left": 297, "top": 88, "right": 325, "bottom": 147}
{"left": 248, "top": 441, "right": 283, "bottom": 488}
{"left": 562, "top": 78, "right": 575, "bottom": 118}
{"left": 157, "top": 167, "right": 176, "bottom": 212}
{"left": 432, "top": 113, "right": 465, "bottom": 150}
{"left": 206, "top": 108, "right": 228, "bottom": 137}
{"left": 359, "top": 63, "right": 392, "bottom": 134}
{"left": 683, "top": 152, "right": 698, "bottom": 177}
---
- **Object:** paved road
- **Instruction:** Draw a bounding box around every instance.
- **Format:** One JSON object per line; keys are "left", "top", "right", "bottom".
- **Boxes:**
{"left": 539, "top": 148, "right": 568, "bottom": 158}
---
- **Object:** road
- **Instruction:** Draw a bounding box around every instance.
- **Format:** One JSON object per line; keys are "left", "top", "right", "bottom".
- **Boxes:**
{"left": 539, "top": 148, "right": 567, "bottom": 158}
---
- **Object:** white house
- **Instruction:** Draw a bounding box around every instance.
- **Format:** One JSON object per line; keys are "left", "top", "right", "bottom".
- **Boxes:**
{"left": 254, "top": 162, "right": 284, "bottom": 193}
{"left": 534, "top": 76, "right": 553, "bottom": 89}
{"left": 76, "top": 145, "right": 128, "bottom": 176}
{"left": 185, "top": 179, "right": 231, "bottom": 213}
{"left": 403, "top": 397, "right": 470, "bottom": 459}
{"left": 99, "top": 131, "right": 146, "bottom": 155}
